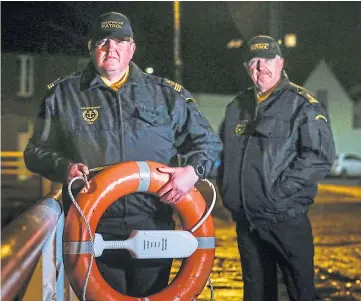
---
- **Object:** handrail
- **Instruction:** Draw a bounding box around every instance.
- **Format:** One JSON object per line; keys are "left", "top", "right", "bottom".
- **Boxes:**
{"left": 1, "top": 189, "right": 63, "bottom": 301}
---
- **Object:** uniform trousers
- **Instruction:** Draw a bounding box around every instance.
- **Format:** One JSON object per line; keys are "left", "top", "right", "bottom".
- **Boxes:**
{"left": 235, "top": 213, "right": 319, "bottom": 301}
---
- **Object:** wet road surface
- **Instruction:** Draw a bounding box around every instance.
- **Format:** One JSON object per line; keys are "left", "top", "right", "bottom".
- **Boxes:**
{"left": 170, "top": 184, "right": 361, "bottom": 301}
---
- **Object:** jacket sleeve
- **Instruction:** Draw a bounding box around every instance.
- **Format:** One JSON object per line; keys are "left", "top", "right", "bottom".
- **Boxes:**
{"left": 24, "top": 92, "right": 72, "bottom": 183}
{"left": 174, "top": 90, "right": 223, "bottom": 177}
{"left": 275, "top": 103, "right": 336, "bottom": 197}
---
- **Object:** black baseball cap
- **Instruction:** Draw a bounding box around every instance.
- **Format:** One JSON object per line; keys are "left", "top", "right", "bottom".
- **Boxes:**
{"left": 244, "top": 35, "right": 282, "bottom": 62}
{"left": 90, "top": 12, "right": 133, "bottom": 41}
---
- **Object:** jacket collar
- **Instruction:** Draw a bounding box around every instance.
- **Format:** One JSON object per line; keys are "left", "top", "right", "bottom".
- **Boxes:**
{"left": 80, "top": 61, "right": 144, "bottom": 91}
{"left": 274, "top": 70, "right": 291, "bottom": 92}
{"left": 127, "top": 61, "right": 146, "bottom": 86}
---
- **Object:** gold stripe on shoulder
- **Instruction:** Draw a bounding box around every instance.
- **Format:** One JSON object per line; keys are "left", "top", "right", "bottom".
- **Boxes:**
{"left": 164, "top": 78, "right": 183, "bottom": 93}
{"left": 291, "top": 83, "right": 318, "bottom": 104}
{"left": 46, "top": 72, "right": 79, "bottom": 90}
{"left": 315, "top": 114, "right": 327, "bottom": 122}
{"left": 306, "top": 93, "right": 318, "bottom": 104}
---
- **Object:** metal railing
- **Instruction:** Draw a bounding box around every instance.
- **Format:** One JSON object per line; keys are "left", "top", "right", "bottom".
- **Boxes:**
{"left": 1, "top": 189, "right": 68, "bottom": 301}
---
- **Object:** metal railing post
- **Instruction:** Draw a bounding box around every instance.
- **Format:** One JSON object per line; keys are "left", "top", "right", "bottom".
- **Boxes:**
{"left": 42, "top": 227, "right": 57, "bottom": 301}
{"left": 1, "top": 191, "right": 62, "bottom": 301}
{"left": 56, "top": 213, "right": 65, "bottom": 301}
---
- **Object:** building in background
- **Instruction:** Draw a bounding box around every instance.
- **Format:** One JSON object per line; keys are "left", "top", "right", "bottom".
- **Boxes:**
{"left": 192, "top": 93, "right": 231, "bottom": 134}
{"left": 304, "top": 60, "right": 361, "bottom": 156}
{"left": 1, "top": 53, "right": 90, "bottom": 208}
{"left": 2, "top": 53, "right": 361, "bottom": 178}
{"left": 1, "top": 53, "right": 89, "bottom": 153}
{"left": 349, "top": 83, "right": 361, "bottom": 129}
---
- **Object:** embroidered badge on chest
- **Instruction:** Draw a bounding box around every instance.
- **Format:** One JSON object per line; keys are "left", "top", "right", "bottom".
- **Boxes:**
{"left": 81, "top": 106, "right": 100, "bottom": 124}
{"left": 235, "top": 120, "right": 249, "bottom": 135}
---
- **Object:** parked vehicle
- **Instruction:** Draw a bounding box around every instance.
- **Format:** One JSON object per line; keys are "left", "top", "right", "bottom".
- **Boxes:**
{"left": 329, "top": 153, "right": 361, "bottom": 177}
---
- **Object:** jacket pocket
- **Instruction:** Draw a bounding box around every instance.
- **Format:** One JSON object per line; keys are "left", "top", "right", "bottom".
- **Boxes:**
{"left": 271, "top": 179, "right": 297, "bottom": 199}
{"left": 134, "top": 107, "right": 172, "bottom": 127}
{"left": 130, "top": 107, "right": 174, "bottom": 153}
{"left": 254, "top": 116, "right": 291, "bottom": 138}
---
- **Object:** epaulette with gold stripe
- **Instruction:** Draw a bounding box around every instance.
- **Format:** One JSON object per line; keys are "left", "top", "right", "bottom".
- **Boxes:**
{"left": 47, "top": 72, "right": 80, "bottom": 90}
{"left": 290, "top": 82, "right": 318, "bottom": 104}
{"left": 163, "top": 78, "right": 183, "bottom": 93}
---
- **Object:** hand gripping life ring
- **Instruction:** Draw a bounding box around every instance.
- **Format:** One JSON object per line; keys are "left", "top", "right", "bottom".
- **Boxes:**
{"left": 63, "top": 161, "right": 215, "bottom": 301}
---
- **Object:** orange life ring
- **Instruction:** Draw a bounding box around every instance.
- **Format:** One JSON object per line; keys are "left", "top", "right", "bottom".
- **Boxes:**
{"left": 63, "top": 161, "right": 215, "bottom": 301}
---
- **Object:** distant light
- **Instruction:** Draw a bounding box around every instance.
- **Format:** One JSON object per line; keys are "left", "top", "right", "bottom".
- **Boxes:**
{"left": 277, "top": 39, "right": 283, "bottom": 45}
{"left": 226, "top": 39, "right": 243, "bottom": 49}
{"left": 285, "top": 33, "right": 297, "bottom": 48}
{"left": 1, "top": 244, "right": 12, "bottom": 257}
{"left": 145, "top": 67, "right": 154, "bottom": 74}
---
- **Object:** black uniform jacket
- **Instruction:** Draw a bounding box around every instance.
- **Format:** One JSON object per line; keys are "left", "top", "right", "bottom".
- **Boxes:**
{"left": 218, "top": 74, "right": 336, "bottom": 228}
{"left": 24, "top": 61, "right": 222, "bottom": 230}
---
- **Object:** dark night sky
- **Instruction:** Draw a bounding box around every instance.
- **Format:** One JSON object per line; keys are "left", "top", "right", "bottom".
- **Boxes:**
{"left": 1, "top": 1, "right": 361, "bottom": 94}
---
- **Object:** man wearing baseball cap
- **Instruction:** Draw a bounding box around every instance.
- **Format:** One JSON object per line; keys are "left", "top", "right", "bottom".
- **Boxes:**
{"left": 218, "top": 35, "right": 336, "bottom": 300}
{"left": 24, "top": 11, "right": 221, "bottom": 297}
{"left": 90, "top": 11, "right": 134, "bottom": 42}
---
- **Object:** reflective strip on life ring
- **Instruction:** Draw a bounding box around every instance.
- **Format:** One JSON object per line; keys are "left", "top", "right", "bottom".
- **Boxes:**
{"left": 63, "top": 161, "right": 215, "bottom": 301}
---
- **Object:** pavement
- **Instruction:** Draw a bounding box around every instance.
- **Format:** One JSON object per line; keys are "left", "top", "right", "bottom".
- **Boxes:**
{"left": 319, "top": 177, "right": 361, "bottom": 199}
{"left": 320, "top": 177, "right": 361, "bottom": 186}
{"left": 194, "top": 177, "right": 361, "bottom": 301}
{"left": 318, "top": 184, "right": 361, "bottom": 199}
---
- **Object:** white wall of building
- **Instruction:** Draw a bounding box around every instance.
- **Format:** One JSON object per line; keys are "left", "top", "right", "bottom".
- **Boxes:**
{"left": 193, "top": 93, "right": 235, "bottom": 133}
{"left": 304, "top": 60, "right": 361, "bottom": 156}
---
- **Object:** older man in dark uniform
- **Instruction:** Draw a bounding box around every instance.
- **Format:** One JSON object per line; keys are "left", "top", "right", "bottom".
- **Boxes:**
{"left": 218, "top": 35, "right": 336, "bottom": 301}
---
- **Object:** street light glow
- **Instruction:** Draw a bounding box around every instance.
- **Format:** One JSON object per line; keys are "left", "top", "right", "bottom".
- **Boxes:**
{"left": 285, "top": 33, "right": 297, "bottom": 48}
{"left": 145, "top": 67, "right": 154, "bottom": 74}
{"left": 226, "top": 39, "right": 243, "bottom": 49}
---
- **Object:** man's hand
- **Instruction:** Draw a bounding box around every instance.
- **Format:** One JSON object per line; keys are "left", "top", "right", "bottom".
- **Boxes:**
{"left": 67, "top": 163, "right": 90, "bottom": 190}
{"left": 157, "top": 165, "right": 199, "bottom": 204}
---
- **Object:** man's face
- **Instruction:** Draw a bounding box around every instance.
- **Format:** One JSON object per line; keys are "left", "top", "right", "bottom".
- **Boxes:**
{"left": 91, "top": 37, "right": 136, "bottom": 76}
{"left": 246, "top": 56, "right": 284, "bottom": 92}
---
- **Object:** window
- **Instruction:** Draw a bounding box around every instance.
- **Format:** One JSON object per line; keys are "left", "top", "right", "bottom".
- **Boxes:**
{"left": 353, "top": 100, "right": 361, "bottom": 129}
{"left": 344, "top": 154, "right": 361, "bottom": 161}
{"left": 316, "top": 90, "right": 328, "bottom": 112}
{"left": 16, "top": 55, "right": 34, "bottom": 98}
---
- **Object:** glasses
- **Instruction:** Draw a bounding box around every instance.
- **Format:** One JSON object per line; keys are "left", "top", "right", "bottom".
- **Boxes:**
{"left": 94, "top": 37, "right": 131, "bottom": 48}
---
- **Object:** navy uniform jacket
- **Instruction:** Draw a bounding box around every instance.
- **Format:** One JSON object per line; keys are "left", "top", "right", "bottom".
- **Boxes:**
{"left": 24, "top": 61, "right": 222, "bottom": 232}
{"left": 218, "top": 73, "right": 336, "bottom": 229}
